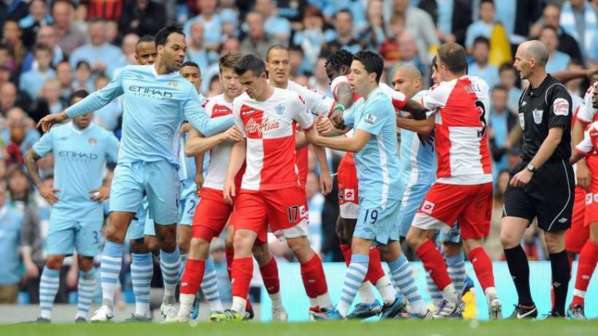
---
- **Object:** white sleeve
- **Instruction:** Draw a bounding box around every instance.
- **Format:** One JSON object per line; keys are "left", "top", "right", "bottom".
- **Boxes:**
{"left": 576, "top": 131, "right": 593, "bottom": 154}
{"left": 305, "top": 88, "right": 334, "bottom": 117}
{"left": 232, "top": 98, "right": 246, "bottom": 137}
{"left": 421, "top": 82, "right": 451, "bottom": 112}
{"left": 291, "top": 93, "right": 314, "bottom": 129}
{"left": 577, "top": 89, "right": 595, "bottom": 123}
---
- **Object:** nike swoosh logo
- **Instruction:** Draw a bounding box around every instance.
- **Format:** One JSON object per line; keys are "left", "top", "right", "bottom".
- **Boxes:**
{"left": 517, "top": 307, "right": 537, "bottom": 319}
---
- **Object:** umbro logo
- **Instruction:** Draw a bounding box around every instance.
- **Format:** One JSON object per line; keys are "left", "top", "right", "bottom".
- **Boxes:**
{"left": 558, "top": 218, "right": 568, "bottom": 223}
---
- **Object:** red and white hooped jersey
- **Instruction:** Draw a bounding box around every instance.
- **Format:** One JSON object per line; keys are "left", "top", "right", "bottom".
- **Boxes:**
{"left": 202, "top": 94, "right": 236, "bottom": 190}
{"left": 576, "top": 122, "right": 598, "bottom": 155}
{"left": 282, "top": 80, "right": 334, "bottom": 186}
{"left": 233, "top": 88, "right": 313, "bottom": 191}
{"left": 420, "top": 75, "right": 492, "bottom": 185}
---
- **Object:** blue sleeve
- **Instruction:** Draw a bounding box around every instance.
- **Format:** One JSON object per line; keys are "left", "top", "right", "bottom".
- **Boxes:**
{"left": 356, "top": 98, "right": 390, "bottom": 136}
{"left": 343, "top": 107, "right": 355, "bottom": 128}
{"left": 66, "top": 68, "right": 125, "bottom": 119}
{"left": 32, "top": 130, "right": 54, "bottom": 156}
{"left": 104, "top": 132, "right": 120, "bottom": 163}
{"left": 183, "top": 86, "right": 234, "bottom": 136}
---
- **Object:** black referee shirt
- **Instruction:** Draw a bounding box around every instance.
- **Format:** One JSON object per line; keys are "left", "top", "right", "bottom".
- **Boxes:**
{"left": 518, "top": 74, "right": 572, "bottom": 162}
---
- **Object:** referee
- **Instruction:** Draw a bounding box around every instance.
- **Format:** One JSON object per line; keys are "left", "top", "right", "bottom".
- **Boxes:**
{"left": 501, "top": 40, "right": 574, "bottom": 319}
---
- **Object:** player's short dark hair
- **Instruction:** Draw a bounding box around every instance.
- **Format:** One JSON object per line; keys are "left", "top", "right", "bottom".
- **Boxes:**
{"left": 437, "top": 43, "right": 467, "bottom": 74}
{"left": 266, "top": 44, "right": 288, "bottom": 61}
{"left": 219, "top": 53, "right": 241, "bottom": 72}
{"left": 155, "top": 25, "right": 184, "bottom": 47}
{"left": 69, "top": 90, "right": 89, "bottom": 105}
{"left": 181, "top": 61, "right": 200, "bottom": 71}
{"left": 480, "top": 0, "right": 494, "bottom": 7}
{"left": 234, "top": 54, "right": 266, "bottom": 77}
{"left": 473, "top": 36, "right": 490, "bottom": 49}
{"left": 325, "top": 49, "right": 353, "bottom": 71}
{"left": 137, "top": 35, "right": 155, "bottom": 45}
{"left": 353, "top": 50, "right": 384, "bottom": 83}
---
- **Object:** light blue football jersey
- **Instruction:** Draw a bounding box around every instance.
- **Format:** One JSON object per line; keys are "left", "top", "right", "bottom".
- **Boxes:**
{"left": 33, "top": 122, "right": 119, "bottom": 220}
{"left": 65, "top": 64, "right": 233, "bottom": 166}
{"left": 398, "top": 90, "right": 436, "bottom": 187}
{"left": 351, "top": 87, "right": 403, "bottom": 209}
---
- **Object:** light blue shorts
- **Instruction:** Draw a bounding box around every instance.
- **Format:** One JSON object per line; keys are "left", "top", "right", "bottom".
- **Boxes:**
{"left": 353, "top": 199, "right": 401, "bottom": 245}
{"left": 46, "top": 217, "right": 103, "bottom": 257}
{"left": 125, "top": 199, "right": 155, "bottom": 240}
{"left": 110, "top": 160, "right": 180, "bottom": 225}
{"left": 437, "top": 223, "right": 462, "bottom": 244}
{"left": 178, "top": 180, "right": 199, "bottom": 226}
{"left": 398, "top": 182, "right": 432, "bottom": 238}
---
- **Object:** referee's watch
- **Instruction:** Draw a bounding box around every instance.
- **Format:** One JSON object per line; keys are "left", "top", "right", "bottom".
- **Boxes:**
{"left": 526, "top": 163, "right": 536, "bottom": 173}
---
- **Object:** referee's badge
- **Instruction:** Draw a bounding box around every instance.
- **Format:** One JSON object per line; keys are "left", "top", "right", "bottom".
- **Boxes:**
{"left": 532, "top": 109, "right": 543, "bottom": 124}
{"left": 519, "top": 113, "right": 525, "bottom": 130}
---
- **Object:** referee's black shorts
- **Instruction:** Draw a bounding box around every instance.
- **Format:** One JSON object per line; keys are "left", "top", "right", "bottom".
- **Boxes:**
{"left": 504, "top": 159, "right": 575, "bottom": 232}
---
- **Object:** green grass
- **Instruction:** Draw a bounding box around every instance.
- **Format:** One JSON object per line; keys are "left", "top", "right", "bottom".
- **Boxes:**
{"left": 2, "top": 320, "right": 597, "bottom": 336}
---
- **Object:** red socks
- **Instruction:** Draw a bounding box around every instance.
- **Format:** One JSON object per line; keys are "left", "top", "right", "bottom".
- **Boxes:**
{"left": 572, "top": 241, "right": 598, "bottom": 306}
{"left": 259, "top": 257, "right": 280, "bottom": 294}
{"left": 180, "top": 259, "right": 205, "bottom": 295}
{"left": 300, "top": 254, "right": 328, "bottom": 298}
{"left": 416, "top": 240, "right": 452, "bottom": 290}
{"left": 365, "top": 247, "right": 385, "bottom": 284}
{"left": 340, "top": 244, "right": 351, "bottom": 266}
{"left": 231, "top": 257, "right": 253, "bottom": 299}
{"left": 468, "top": 246, "right": 495, "bottom": 291}
{"left": 225, "top": 246, "right": 234, "bottom": 279}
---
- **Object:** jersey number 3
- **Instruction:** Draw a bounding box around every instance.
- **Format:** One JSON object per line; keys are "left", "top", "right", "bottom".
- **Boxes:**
{"left": 476, "top": 100, "right": 487, "bottom": 137}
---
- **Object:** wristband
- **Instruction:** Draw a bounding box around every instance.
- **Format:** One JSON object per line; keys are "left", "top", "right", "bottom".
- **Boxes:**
{"left": 334, "top": 103, "right": 346, "bottom": 112}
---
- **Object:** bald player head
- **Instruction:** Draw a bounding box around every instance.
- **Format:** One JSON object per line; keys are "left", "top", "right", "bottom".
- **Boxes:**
{"left": 392, "top": 65, "right": 423, "bottom": 99}
{"left": 514, "top": 40, "right": 548, "bottom": 81}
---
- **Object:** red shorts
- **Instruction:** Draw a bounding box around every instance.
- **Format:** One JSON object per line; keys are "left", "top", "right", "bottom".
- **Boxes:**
{"left": 229, "top": 186, "right": 308, "bottom": 242}
{"left": 192, "top": 188, "right": 234, "bottom": 241}
{"left": 413, "top": 182, "right": 492, "bottom": 240}
{"left": 565, "top": 186, "right": 589, "bottom": 253}
{"left": 337, "top": 153, "right": 359, "bottom": 219}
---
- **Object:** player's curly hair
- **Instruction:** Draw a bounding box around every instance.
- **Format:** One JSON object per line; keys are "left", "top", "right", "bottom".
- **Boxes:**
{"left": 325, "top": 49, "right": 353, "bottom": 71}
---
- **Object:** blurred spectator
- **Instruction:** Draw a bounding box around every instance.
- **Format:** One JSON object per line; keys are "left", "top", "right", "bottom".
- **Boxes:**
{"left": 276, "top": 0, "right": 308, "bottom": 23}
{"left": 72, "top": 60, "right": 95, "bottom": 93}
{"left": 0, "top": 181, "right": 27, "bottom": 303}
{"left": 254, "top": 0, "right": 291, "bottom": 45}
{"left": 93, "top": 73, "right": 122, "bottom": 130}
{"left": 21, "top": 26, "right": 66, "bottom": 73}
{"left": 488, "top": 85, "right": 517, "bottom": 179}
{"left": 86, "top": 0, "right": 123, "bottom": 21}
{"left": 565, "top": 61, "right": 587, "bottom": 99}
{"left": 39, "top": 79, "right": 63, "bottom": 114}
{"left": 540, "top": 25, "right": 571, "bottom": 73}
{"left": 292, "top": 6, "right": 333, "bottom": 71}
{"left": 486, "top": 169, "right": 510, "bottom": 259}
{"left": 0, "top": 0, "right": 29, "bottom": 29}
{"left": 3, "top": 19, "right": 26, "bottom": 69}
{"left": 465, "top": 0, "right": 512, "bottom": 64}
{"left": 379, "top": 14, "right": 405, "bottom": 66}
{"left": 19, "top": 44, "right": 56, "bottom": 100}
{"left": 240, "top": 11, "right": 272, "bottom": 59}
{"left": 318, "top": 0, "right": 366, "bottom": 32}
{"left": 18, "top": 0, "right": 52, "bottom": 48}
{"left": 7, "top": 167, "right": 32, "bottom": 204}
{"left": 55, "top": 61, "right": 73, "bottom": 104}
{"left": 186, "top": 21, "right": 218, "bottom": 71}
{"left": 51, "top": 0, "right": 87, "bottom": 55}
{"left": 357, "top": 0, "right": 386, "bottom": 50}
{"left": 0, "top": 82, "right": 18, "bottom": 115}
{"left": 498, "top": 63, "right": 522, "bottom": 114}
{"left": 386, "top": 0, "right": 438, "bottom": 64}
{"left": 70, "top": 18, "right": 125, "bottom": 78}
{"left": 308, "top": 57, "right": 331, "bottom": 97}
{"left": 0, "top": 43, "right": 16, "bottom": 74}
{"left": 418, "top": 0, "right": 472, "bottom": 45}
{"left": 306, "top": 171, "right": 324, "bottom": 253}
{"left": 16, "top": 188, "right": 43, "bottom": 305}
{"left": 288, "top": 45, "right": 305, "bottom": 77}
{"left": 209, "top": 238, "right": 231, "bottom": 303}
{"left": 2, "top": 107, "right": 40, "bottom": 155}
{"left": 120, "top": 33, "right": 140, "bottom": 65}
{"left": 119, "top": 0, "right": 166, "bottom": 37}
{"left": 387, "top": 31, "right": 426, "bottom": 82}
{"left": 184, "top": 0, "right": 222, "bottom": 51}
{"left": 323, "top": 9, "right": 361, "bottom": 55}
{"left": 468, "top": 37, "right": 499, "bottom": 88}
{"left": 560, "top": 0, "right": 597, "bottom": 63}
{"left": 530, "top": 3, "right": 584, "bottom": 65}
{"left": 105, "top": 20, "right": 120, "bottom": 45}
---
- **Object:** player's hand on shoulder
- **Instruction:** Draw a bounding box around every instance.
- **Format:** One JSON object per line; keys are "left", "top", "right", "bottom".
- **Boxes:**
{"left": 224, "top": 125, "right": 243, "bottom": 142}
{"left": 90, "top": 186, "right": 110, "bottom": 202}
{"left": 40, "top": 184, "right": 59, "bottom": 204}
{"left": 37, "top": 112, "right": 68, "bottom": 132}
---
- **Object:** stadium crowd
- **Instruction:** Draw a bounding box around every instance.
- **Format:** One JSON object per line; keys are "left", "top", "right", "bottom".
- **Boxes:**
{"left": 0, "top": 0, "right": 597, "bottom": 322}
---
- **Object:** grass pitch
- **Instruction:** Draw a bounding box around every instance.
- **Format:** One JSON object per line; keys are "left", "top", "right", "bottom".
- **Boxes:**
{"left": 1, "top": 319, "right": 596, "bottom": 336}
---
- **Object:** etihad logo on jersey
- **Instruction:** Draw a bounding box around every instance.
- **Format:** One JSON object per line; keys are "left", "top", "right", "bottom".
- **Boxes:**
{"left": 245, "top": 117, "right": 280, "bottom": 137}
{"left": 128, "top": 85, "right": 175, "bottom": 98}
{"left": 57, "top": 151, "right": 99, "bottom": 162}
